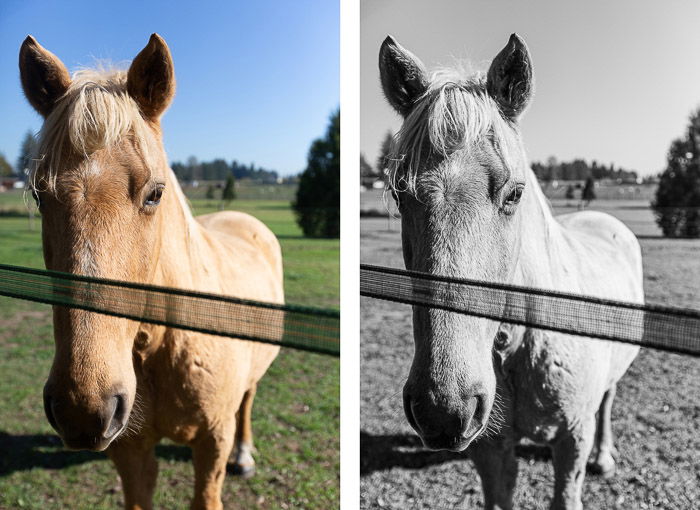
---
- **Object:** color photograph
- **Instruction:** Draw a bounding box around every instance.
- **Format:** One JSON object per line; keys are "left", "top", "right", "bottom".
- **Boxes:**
{"left": 0, "top": 1, "right": 339, "bottom": 509}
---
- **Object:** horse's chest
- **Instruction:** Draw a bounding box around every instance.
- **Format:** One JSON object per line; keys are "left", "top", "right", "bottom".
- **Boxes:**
{"left": 503, "top": 330, "right": 608, "bottom": 442}
{"left": 138, "top": 331, "right": 250, "bottom": 442}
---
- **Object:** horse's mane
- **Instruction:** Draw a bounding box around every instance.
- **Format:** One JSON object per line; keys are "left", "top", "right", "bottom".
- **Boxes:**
{"left": 29, "top": 66, "right": 159, "bottom": 192}
{"left": 386, "top": 68, "right": 514, "bottom": 196}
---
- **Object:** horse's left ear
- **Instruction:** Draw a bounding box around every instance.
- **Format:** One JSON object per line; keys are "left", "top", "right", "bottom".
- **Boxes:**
{"left": 127, "top": 33, "right": 175, "bottom": 120}
{"left": 487, "top": 34, "right": 533, "bottom": 120}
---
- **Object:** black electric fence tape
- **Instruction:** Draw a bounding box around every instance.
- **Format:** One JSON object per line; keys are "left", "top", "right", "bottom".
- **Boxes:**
{"left": 360, "top": 264, "right": 700, "bottom": 357}
{"left": 0, "top": 264, "right": 339, "bottom": 356}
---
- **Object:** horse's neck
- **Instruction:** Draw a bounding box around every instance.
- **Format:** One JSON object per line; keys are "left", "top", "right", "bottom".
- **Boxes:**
{"left": 512, "top": 169, "right": 570, "bottom": 290}
{"left": 152, "top": 170, "right": 208, "bottom": 290}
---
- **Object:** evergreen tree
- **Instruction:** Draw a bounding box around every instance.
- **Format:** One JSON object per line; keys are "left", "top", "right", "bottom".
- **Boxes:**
{"left": 16, "top": 130, "right": 37, "bottom": 176}
{"left": 375, "top": 130, "right": 394, "bottom": 176}
{"left": 293, "top": 109, "right": 340, "bottom": 238}
{"left": 0, "top": 153, "right": 13, "bottom": 177}
{"left": 582, "top": 177, "right": 596, "bottom": 204}
{"left": 653, "top": 108, "right": 700, "bottom": 237}
{"left": 360, "top": 153, "right": 376, "bottom": 186}
{"left": 222, "top": 175, "right": 236, "bottom": 203}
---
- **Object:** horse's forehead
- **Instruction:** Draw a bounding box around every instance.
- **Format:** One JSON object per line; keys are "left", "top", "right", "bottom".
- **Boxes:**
{"left": 417, "top": 140, "right": 512, "bottom": 203}
{"left": 55, "top": 140, "right": 150, "bottom": 197}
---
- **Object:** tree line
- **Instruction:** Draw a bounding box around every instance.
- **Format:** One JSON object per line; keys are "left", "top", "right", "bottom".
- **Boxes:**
{"left": 171, "top": 157, "right": 279, "bottom": 183}
{"left": 531, "top": 157, "right": 638, "bottom": 183}
{"left": 361, "top": 130, "right": 640, "bottom": 187}
{"left": 0, "top": 131, "right": 283, "bottom": 185}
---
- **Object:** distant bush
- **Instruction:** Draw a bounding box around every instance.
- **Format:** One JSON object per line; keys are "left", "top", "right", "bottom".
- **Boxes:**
{"left": 565, "top": 185, "right": 575, "bottom": 200}
{"left": 653, "top": 109, "right": 700, "bottom": 237}
{"left": 293, "top": 109, "right": 339, "bottom": 238}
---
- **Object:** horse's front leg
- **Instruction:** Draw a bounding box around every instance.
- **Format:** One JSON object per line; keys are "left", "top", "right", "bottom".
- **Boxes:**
{"left": 469, "top": 437, "right": 518, "bottom": 510}
{"left": 191, "top": 427, "right": 236, "bottom": 510}
{"left": 550, "top": 419, "right": 596, "bottom": 510}
{"left": 107, "top": 435, "right": 160, "bottom": 510}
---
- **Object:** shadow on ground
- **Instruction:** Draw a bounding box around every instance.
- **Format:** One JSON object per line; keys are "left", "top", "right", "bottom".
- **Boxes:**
{"left": 0, "top": 431, "right": 205, "bottom": 476}
{"left": 360, "top": 430, "right": 554, "bottom": 476}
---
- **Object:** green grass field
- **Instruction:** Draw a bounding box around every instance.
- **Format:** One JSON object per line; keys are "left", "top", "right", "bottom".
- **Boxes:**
{"left": 0, "top": 188, "right": 339, "bottom": 509}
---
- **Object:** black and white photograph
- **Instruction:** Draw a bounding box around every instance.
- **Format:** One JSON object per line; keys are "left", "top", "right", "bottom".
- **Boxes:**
{"left": 360, "top": 1, "right": 700, "bottom": 509}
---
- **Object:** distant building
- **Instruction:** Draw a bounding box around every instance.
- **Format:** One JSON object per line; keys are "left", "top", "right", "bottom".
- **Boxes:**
{"left": 0, "top": 177, "right": 23, "bottom": 192}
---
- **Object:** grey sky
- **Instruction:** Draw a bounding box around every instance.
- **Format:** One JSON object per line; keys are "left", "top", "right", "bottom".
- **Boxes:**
{"left": 361, "top": 0, "right": 700, "bottom": 176}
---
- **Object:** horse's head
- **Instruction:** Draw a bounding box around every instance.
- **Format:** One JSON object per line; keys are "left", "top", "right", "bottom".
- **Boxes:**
{"left": 379, "top": 34, "right": 534, "bottom": 451}
{"left": 19, "top": 34, "right": 176, "bottom": 450}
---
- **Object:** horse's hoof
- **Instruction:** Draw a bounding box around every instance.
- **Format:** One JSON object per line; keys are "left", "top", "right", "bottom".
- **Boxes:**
{"left": 588, "top": 458, "right": 616, "bottom": 478}
{"left": 231, "top": 463, "right": 256, "bottom": 479}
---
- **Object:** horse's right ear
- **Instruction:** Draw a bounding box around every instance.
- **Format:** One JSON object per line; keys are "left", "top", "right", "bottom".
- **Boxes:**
{"left": 127, "top": 33, "right": 176, "bottom": 120}
{"left": 379, "top": 36, "right": 428, "bottom": 117}
{"left": 19, "top": 36, "right": 71, "bottom": 117}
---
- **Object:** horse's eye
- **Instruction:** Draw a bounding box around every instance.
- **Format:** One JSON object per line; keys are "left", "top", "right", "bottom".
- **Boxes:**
{"left": 506, "top": 187, "right": 523, "bottom": 204}
{"left": 503, "top": 184, "right": 524, "bottom": 213}
{"left": 144, "top": 184, "right": 165, "bottom": 207}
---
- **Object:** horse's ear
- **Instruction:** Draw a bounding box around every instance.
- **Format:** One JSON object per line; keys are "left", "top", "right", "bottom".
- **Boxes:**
{"left": 487, "top": 34, "right": 533, "bottom": 120}
{"left": 19, "top": 36, "right": 71, "bottom": 118}
{"left": 379, "top": 36, "right": 429, "bottom": 117}
{"left": 127, "top": 33, "right": 175, "bottom": 120}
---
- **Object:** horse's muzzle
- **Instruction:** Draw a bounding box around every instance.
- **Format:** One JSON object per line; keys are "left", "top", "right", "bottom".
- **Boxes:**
{"left": 43, "top": 387, "right": 128, "bottom": 451}
{"left": 403, "top": 390, "right": 486, "bottom": 452}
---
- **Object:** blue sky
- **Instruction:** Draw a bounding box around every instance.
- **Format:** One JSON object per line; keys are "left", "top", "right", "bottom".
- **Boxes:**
{"left": 362, "top": 0, "right": 700, "bottom": 176}
{"left": 0, "top": 0, "right": 338, "bottom": 176}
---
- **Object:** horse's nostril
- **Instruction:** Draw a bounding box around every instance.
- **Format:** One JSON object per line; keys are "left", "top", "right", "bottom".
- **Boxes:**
{"left": 102, "top": 393, "right": 127, "bottom": 439}
{"left": 43, "top": 393, "right": 59, "bottom": 432}
{"left": 403, "top": 392, "right": 420, "bottom": 433}
{"left": 473, "top": 394, "right": 486, "bottom": 425}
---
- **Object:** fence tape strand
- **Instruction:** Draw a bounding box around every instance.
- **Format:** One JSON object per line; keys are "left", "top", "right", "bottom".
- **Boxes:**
{"left": 360, "top": 264, "right": 700, "bottom": 357}
{"left": 0, "top": 264, "right": 339, "bottom": 356}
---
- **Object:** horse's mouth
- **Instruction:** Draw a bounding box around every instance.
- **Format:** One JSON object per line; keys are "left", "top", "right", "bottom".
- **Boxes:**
{"left": 419, "top": 432, "right": 473, "bottom": 452}
{"left": 418, "top": 420, "right": 489, "bottom": 452}
{"left": 59, "top": 423, "right": 126, "bottom": 452}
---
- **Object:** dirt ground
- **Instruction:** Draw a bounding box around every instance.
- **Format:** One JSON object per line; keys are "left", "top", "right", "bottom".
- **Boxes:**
{"left": 359, "top": 200, "right": 700, "bottom": 509}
